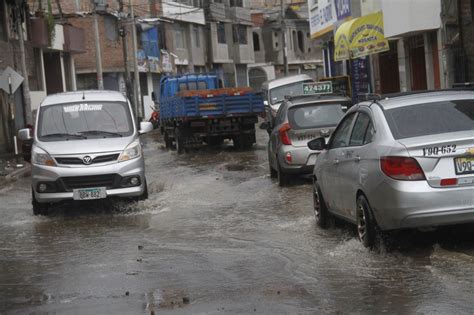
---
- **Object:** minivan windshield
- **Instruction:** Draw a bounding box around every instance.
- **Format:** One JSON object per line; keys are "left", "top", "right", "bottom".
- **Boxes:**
{"left": 384, "top": 100, "right": 474, "bottom": 139}
{"left": 288, "top": 103, "right": 346, "bottom": 129}
{"left": 38, "top": 101, "right": 134, "bottom": 141}
{"left": 269, "top": 80, "right": 313, "bottom": 105}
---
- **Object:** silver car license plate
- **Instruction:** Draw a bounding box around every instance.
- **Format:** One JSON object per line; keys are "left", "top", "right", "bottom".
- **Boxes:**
{"left": 73, "top": 187, "right": 107, "bottom": 200}
{"left": 454, "top": 157, "right": 474, "bottom": 175}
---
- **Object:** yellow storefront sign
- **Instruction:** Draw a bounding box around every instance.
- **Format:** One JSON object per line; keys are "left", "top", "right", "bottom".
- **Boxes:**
{"left": 334, "top": 12, "right": 389, "bottom": 61}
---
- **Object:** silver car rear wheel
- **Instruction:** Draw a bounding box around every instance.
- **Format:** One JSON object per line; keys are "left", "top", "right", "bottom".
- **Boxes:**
{"left": 313, "top": 181, "right": 329, "bottom": 228}
{"left": 356, "top": 195, "right": 378, "bottom": 249}
{"left": 277, "top": 162, "right": 289, "bottom": 187}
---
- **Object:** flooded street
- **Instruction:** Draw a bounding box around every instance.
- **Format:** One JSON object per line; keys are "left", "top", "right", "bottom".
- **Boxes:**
{"left": 1, "top": 128, "right": 474, "bottom": 314}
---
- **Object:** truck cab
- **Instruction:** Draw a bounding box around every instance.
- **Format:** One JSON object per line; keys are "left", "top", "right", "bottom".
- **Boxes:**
{"left": 159, "top": 74, "right": 221, "bottom": 102}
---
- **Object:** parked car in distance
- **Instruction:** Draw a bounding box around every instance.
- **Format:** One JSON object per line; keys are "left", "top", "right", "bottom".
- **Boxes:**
{"left": 18, "top": 90, "right": 153, "bottom": 215}
{"left": 266, "top": 93, "right": 352, "bottom": 186}
{"left": 261, "top": 74, "right": 314, "bottom": 131}
{"left": 310, "top": 89, "right": 474, "bottom": 249}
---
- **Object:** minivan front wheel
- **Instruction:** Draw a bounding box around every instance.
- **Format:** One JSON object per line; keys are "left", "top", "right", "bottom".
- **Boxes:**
{"left": 356, "top": 195, "right": 378, "bottom": 249}
{"left": 32, "top": 190, "right": 49, "bottom": 216}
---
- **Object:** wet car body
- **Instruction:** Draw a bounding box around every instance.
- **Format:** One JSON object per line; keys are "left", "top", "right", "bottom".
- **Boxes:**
{"left": 268, "top": 94, "right": 351, "bottom": 186}
{"left": 311, "top": 89, "right": 474, "bottom": 247}
{"left": 19, "top": 90, "right": 153, "bottom": 215}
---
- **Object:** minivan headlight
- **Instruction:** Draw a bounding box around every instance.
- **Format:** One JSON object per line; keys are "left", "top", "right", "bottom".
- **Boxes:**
{"left": 119, "top": 140, "right": 141, "bottom": 162}
{"left": 32, "top": 147, "right": 56, "bottom": 166}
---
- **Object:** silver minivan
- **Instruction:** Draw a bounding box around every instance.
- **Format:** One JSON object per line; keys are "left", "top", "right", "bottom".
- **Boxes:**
{"left": 18, "top": 90, "right": 153, "bottom": 215}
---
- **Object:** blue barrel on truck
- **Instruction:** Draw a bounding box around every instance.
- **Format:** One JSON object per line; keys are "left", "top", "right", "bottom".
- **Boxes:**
{"left": 159, "top": 74, "right": 264, "bottom": 153}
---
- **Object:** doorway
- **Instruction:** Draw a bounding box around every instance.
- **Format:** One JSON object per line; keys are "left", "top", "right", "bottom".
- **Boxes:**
{"left": 379, "top": 42, "right": 400, "bottom": 93}
{"left": 408, "top": 35, "right": 427, "bottom": 91}
{"left": 43, "top": 52, "right": 64, "bottom": 94}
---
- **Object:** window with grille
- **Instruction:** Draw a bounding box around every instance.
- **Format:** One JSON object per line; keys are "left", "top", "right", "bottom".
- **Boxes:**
{"left": 233, "top": 25, "right": 247, "bottom": 45}
{"left": 217, "top": 23, "right": 226, "bottom": 44}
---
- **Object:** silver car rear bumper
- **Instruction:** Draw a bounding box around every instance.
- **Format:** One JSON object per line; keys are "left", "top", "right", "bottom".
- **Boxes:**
{"left": 371, "top": 179, "right": 474, "bottom": 230}
{"left": 278, "top": 146, "right": 319, "bottom": 174}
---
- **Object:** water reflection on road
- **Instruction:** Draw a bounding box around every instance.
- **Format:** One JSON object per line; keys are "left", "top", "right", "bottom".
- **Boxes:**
{"left": 1, "top": 129, "right": 474, "bottom": 314}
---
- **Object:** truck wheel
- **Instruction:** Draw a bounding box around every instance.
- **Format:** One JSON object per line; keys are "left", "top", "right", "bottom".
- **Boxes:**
{"left": 242, "top": 135, "right": 253, "bottom": 149}
{"left": 209, "top": 137, "right": 224, "bottom": 146}
{"left": 175, "top": 129, "right": 185, "bottom": 154}
{"left": 233, "top": 135, "right": 252, "bottom": 150}
{"left": 32, "top": 190, "right": 49, "bottom": 216}
{"left": 164, "top": 132, "right": 172, "bottom": 149}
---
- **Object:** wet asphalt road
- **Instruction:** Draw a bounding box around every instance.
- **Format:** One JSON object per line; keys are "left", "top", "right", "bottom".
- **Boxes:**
{"left": 2, "top": 128, "right": 474, "bottom": 314}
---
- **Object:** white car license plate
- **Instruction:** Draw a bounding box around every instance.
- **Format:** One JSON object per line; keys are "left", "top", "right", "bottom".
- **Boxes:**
{"left": 73, "top": 187, "right": 106, "bottom": 200}
{"left": 455, "top": 157, "right": 474, "bottom": 175}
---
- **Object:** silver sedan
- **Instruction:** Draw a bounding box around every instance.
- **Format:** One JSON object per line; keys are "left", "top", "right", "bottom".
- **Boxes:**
{"left": 309, "top": 90, "right": 474, "bottom": 248}
{"left": 267, "top": 95, "right": 351, "bottom": 186}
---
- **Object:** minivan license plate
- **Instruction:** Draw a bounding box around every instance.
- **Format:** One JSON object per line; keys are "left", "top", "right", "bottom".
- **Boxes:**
{"left": 73, "top": 187, "right": 106, "bottom": 200}
{"left": 454, "top": 157, "right": 474, "bottom": 175}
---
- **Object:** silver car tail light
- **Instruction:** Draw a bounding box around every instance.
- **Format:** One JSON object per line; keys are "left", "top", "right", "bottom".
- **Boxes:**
{"left": 279, "top": 123, "right": 292, "bottom": 145}
{"left": 380, "top": 156, "right": 426, "bottom": 181}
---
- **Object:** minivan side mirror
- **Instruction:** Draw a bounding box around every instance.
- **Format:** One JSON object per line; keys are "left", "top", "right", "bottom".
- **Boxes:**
{"left": 139, "top": 121, "right": 153, "bottom": 135}
{"left": 308, "top": 137, "right": 327, "bottom": 151}
{"left": 18, "top": 128, "right": 32, "bottom": 141}
{"left": 151, "top": 91, "right": 156, "bottom": 101}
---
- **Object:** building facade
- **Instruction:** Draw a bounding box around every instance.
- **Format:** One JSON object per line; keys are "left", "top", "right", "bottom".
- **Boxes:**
{"left": 0, "top": 1, "right": 85, "bottom": 153}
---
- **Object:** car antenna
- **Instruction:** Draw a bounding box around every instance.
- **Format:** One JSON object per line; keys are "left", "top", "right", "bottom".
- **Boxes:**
{"left": 82, "top": 91, "right": 85, "bottom": 100}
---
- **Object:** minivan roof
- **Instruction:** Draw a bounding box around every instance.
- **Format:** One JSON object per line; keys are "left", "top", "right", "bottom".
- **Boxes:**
{"left": 40, "top": 90, "right": 127, "bottom": 107}
{"left": 261, "top": 74, "right": 313, "bottom": 90}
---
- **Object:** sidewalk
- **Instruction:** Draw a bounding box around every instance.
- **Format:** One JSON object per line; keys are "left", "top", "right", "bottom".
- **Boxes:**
{"left": 0, "top": 157, "right": 31, "bottom": 189}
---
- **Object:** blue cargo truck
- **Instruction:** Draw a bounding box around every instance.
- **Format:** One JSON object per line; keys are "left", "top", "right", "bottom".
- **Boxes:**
{"left": 159, "top": 74, "right": 264, "bottom": 153}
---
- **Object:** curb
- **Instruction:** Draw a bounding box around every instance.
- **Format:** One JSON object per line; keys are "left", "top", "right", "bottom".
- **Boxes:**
{"left": 3, "top": 163, "right": 31, "bottom": 181}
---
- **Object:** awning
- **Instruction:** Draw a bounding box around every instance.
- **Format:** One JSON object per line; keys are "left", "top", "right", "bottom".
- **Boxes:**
{"left": 334, "top": 12, "right": 389, "bottom": 61}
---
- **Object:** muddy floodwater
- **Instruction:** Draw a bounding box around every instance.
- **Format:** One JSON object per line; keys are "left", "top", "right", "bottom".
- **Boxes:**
{"left": 1, "top": 128, "right": 474, "bottom": 314}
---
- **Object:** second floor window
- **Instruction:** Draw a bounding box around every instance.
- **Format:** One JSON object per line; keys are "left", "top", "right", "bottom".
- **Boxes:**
{"left": 174, "top": 25, "right": 186, "bottom": 49}
{"left": 253, "top": 32, "right": 260, "bottom": 51}
{"left": 217, "top": 23, "right": 226, "bottom": 44}
{"left": 233, "top": 25, "right": 247, "bottom": 45}
{"left": 193, "top": 25, "right": 200, "bottom": 48}
{"left": 230, "top": 0, "right": 243, "bottom": 7}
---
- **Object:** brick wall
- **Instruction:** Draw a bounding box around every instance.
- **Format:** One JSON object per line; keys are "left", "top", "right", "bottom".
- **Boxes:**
{"left": 69, "top": 14, "right": 134, "bottom": 73}
{"left": 461, "top": 0, "right": 474, "bottom": 81}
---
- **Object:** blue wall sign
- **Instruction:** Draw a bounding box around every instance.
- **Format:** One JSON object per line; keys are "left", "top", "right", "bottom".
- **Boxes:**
{"left": 335, "top": 0, "right": 351, "bottom": 21}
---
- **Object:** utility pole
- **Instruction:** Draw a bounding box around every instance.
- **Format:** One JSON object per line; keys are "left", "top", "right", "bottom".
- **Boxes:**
{"left": 130, "top": 0, "right": 143, "bottom": 121}
{"left": 93, "top": 1, "right": 104, "bottom": 90}
{"left": 16, "top": 0, "right": 32, "bottom": 125}
{"left": 118, "top": 0, "right": 133, "bottom": 108}
{"left": 280, "top": 0, "right": 289, "bottom": 76}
